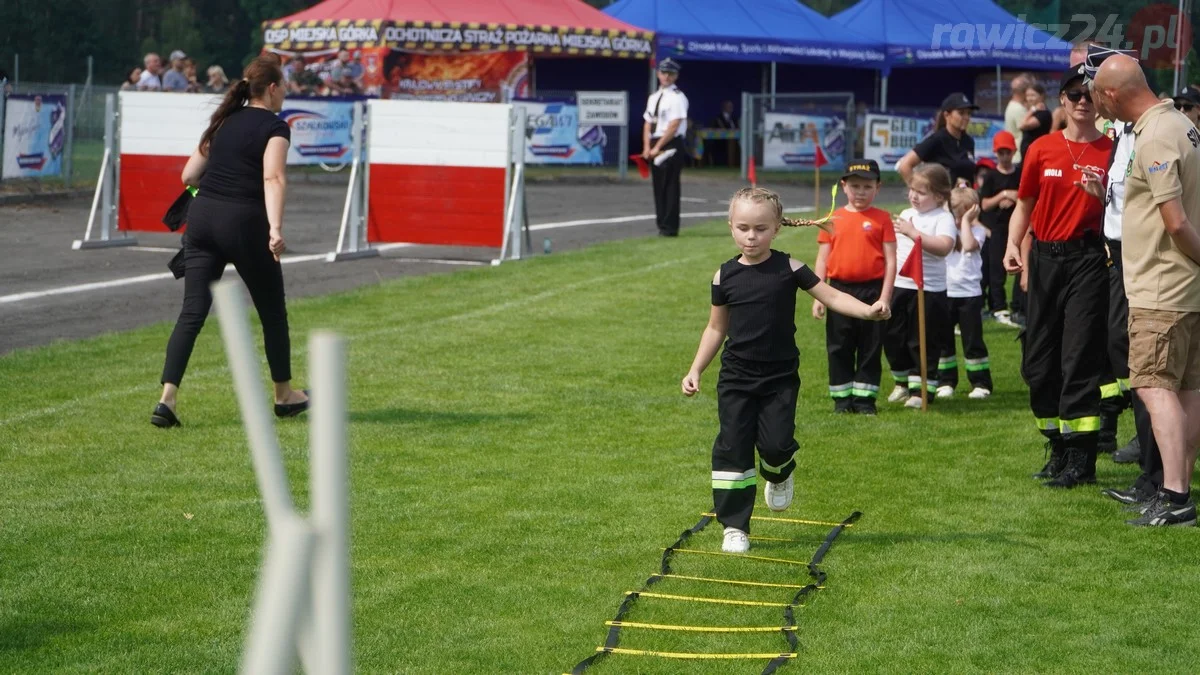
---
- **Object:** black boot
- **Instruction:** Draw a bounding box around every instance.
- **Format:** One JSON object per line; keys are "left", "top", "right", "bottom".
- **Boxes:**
{"left": 1032, "top": 437, "right": 1068, "bottom": 479}
{"left": 1045, "top": 438, "right": 1098, "bottom": 489}
{"left": 1112, "top": 435, "right": 1141, "bottom": 464}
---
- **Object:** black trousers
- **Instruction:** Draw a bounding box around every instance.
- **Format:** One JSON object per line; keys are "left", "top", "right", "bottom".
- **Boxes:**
{"left": 651, "top": 137, "right": 684, "bottom": 235}
{"left": 938, "top": 295, "right": 993, "bottom": 391}
{"left": 1021, "top": 238, "right": 1108, "bottom": 441}
{"left": 826, "top": 279, "right": 884, "bottom": 405}
{"left": 712, "top": 353, "right": 799, "bottom": 534}
{"left": 1106, "top": 240, "right": 1163, "bottom": 487}
{"left": 885, "top": 287, "right": 949, "bottom": 395}
{"left": 161, "top": 196, "right": 291, "bottom": 386}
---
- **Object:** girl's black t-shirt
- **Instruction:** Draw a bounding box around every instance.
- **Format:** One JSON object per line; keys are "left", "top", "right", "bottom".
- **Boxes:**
{"left": 198, "top": 106, "right": 290, "bottom": 204}
{"left": 711, "top": 250, "right": 820, "bottom": 362}
{"left": 913, "top": 128, "right": 977, "bottom": 186}
{"left": 1020, "top": 109, "right": 1053, "bottom": 160}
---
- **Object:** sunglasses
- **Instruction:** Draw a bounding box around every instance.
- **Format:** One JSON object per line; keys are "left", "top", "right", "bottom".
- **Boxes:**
{"left": 1064, "top": 89, "right": 1092, "bottom": 104}
{"left": 1177, "top": 103, "right": 1195, "bottom": 112}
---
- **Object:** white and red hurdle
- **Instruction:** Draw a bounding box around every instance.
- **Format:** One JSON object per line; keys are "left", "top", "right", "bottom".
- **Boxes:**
{"left": 75, "top": 92, "right": 528, "bottom": 263}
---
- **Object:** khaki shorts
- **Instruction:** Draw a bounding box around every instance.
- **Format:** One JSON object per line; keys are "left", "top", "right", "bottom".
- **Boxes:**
{"left": 1128, "top": 307, "right": 1200, "bottom": 390}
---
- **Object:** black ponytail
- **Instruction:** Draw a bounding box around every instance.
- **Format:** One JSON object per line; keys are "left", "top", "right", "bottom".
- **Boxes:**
{"left": 198, "top": 55, "right": 282, "bottom": 156}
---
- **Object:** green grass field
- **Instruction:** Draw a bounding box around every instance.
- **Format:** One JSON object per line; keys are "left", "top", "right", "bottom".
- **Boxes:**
{"left": 1, "top": 217, "right": 1196, "bottom": 674}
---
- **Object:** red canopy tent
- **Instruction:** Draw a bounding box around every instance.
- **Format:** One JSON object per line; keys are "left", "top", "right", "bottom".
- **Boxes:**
{"left": 263, "top": 0, "right": 652, "bottom": 101}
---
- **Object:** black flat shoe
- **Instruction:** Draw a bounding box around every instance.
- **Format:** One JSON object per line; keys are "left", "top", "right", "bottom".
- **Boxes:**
{"left": 151, "top": 403, "right": 181, "bottom": 428}
{"left": 274, "top": 390, "right": 310, "bottom": 418}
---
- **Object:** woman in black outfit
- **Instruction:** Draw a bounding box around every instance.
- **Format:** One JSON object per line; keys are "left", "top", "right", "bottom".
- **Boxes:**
{"left": 152, "top": 55, "right": 308, "bottom": 427}
{"left": 1019, "top": 83, "right": 1053, "bottom": 159}
{"left": 896, "top": 92, "right": 979, "bottom": 188}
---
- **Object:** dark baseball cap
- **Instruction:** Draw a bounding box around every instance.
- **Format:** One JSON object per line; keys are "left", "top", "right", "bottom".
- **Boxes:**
{"left": 940, "top": 93, "right": 979, "bottom": 111}
{"left": 657, "top": 58, "right": 681, "bottom": 74}
{"left": 842, "top": 159, "right": 881, "bottom": 181}
{"left": 1173, "top": 87, "right": 1200, "bottom": 107}
{"left": 1060, "top": 63, "right": 1088, "bottom": 91}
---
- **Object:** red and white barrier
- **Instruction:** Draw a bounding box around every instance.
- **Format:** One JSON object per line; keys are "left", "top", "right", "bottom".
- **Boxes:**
{"left": 118, "top": 92, "right": 221, "bottom": 232}
{"left": 362, "top": 100, "right": 525, "bottom": 256}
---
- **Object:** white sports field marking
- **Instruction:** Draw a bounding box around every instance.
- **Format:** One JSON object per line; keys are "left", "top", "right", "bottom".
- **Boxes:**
{"left": 0, "top": 255, "right": 704, "bottom": 428}
{"left": 386, "top": 257, "right": 487, "bottom": 266}
{"left": 131, "top": 246, "right": 181, "bottom": 253}
{"left": 680, "top": 197, "right": 708, "bottom": 203}
{"left": 1, "top": 209, "right": 812, "bottom": 306}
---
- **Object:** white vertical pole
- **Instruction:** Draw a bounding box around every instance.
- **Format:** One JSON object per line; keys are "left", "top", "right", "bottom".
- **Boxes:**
{"left": 101, "top": 93, "right": 115, "bottom": 238}
{"left": 770, "top": 62, "right": 777, "bottom": 107}
{"left": 309, "top": 332, "right": 351, "bottom": 675}
{"left": 213, "top": 281, "right": 296, "bottom": 530}
{"left": 64, "top": 84, "right": 76, "bottom": 188}
{"left": 881, "top": 74, "right": 889, "bottom": 112}
{"left": 349, "top": 102, "right": 364, "bottom": 253}
{"left": 238, "top": 515, "right": 316, "bottom": 675}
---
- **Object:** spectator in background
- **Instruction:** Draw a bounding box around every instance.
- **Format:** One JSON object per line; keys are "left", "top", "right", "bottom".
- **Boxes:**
{"left": 1004, "top": 74, "right": 1028, "bottom": 162}
{"left": 206, "top": 65, "right": 229, "bottom": 94}
{"left": 121, "top": 67, "right": 143, "bottom": 91}
{"left": 163, "top": 50, "right": 190, "bottom": 92}
{"left": 0, "top": 67, "right": 11, "bottom": 95}
{"left": 183, "top": 59, "right": 203, "bottom": 93}
{"left": 896, "top": 93, "right": 979, "bottom": 188}
{"left": 1019, "top": 83, "right": 1052, "bottom": 161}
{"left": 1172, "top": 87, "right": 1200, "bottom": 128}
{"left": 138, "top": 53, "right": 164, "bottom": 91}
{"left": 710, "top": 100, "right": 739, "bottom": 166}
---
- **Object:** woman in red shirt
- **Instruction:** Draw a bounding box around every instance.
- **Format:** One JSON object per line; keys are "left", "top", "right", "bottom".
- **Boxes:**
{"left": 1003, "top": 64, "right": 1112, "bottom": 489}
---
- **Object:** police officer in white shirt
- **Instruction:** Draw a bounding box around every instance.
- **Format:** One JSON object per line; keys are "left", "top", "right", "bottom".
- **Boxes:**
{"left": 642, "top": 58, "right": 689, "bottom": 237}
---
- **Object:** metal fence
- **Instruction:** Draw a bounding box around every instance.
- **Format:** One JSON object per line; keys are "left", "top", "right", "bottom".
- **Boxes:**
{"left": 740, "top": 92, "right": 856, "bottom": 179}
{"left": 1, "top": 81, "right": 120, "bottom": 188}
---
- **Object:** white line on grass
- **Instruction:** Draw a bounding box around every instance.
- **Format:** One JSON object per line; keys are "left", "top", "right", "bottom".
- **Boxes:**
{"left": 0, "top": 255, "right": 707, "bottom": 428}
{"left": 1, "top": 208, "right": 812, "bottom": 306}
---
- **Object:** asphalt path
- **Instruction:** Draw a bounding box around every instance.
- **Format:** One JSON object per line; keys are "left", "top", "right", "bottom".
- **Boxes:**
{"left": 0, "top": 173, "right": 905, "bottom": 355}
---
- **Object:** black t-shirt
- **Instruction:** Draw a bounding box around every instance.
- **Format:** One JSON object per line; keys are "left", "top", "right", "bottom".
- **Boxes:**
{"left": 913, "top": 128, "right": 976, "bottom": 186}
{"left": 711, "top": 250, "right": 820, "bottom": 362}
{"left": 978, "top": 166, "right": 1020, "bottom": 230}
{"left": 1019, "top": 110, "right": 1052, "bottom": 160}
{"left": 199, "top": 106, "right": 291, "bottom": 203}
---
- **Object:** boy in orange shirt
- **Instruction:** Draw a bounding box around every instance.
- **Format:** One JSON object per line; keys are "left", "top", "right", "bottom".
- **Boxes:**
{"left": 812, "top": 159, "right": 897, "bottom": 414}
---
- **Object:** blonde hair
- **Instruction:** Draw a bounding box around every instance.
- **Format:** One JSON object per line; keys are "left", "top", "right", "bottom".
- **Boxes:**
{"left": 910, "top": 163, "right": 953, "bottom": 207}
{"left": 949, "top": 186, "right": 980, "bottom": 252}
{"left": 728, "top": 186, "right": 807, "bottom": 227}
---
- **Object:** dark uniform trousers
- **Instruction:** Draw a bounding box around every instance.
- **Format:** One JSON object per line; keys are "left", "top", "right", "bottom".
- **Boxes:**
{"left": 826, "top": 279, "right": 885, "bottom": 406}
{"left": 885, "top": 287, "right": 949, "bottom": 396}
{"left": 651, "top": 137, "right": 685, "bottom": 236}
{"left": 938, "top": 295, "right": 994, "bottom": 391}
{"left": 712, "top": 353, "right": 799, "bottom": 534}
{"left": 1021, "top": 238, "right": 1109, "bottom": 449}
{"left": 1106, "top": 240, "right": 1163, "bottom": 487}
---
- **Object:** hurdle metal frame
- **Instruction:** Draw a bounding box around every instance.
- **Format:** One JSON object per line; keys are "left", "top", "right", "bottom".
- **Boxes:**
{"left": 73, "top": 93, "right": 137, "bottom": 250}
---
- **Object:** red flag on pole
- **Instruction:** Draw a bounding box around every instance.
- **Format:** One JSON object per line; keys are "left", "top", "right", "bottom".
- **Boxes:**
{"left": 813, "top": 144, "right": 829, "bottom": 169}
{"left": 900, "top": 235, "right": 924, "bottom": 290}
{"left": 748, "top": 156, "right": 757, "bottom": 187}
{"left": 629, "top": 154, "right": 650, "bottom": 179}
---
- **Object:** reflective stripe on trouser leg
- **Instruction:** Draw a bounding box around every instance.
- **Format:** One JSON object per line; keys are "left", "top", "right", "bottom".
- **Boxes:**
{"left": 712, "top": 469, "right": 757, "bottom": 490}
{"left": 828, "top": 382, "right": 853, "bottom": 399}
{"left": 938, "top": 355, "right": 958, "bottom": 370}
{"left": 1060, "top": 417, "right": 1101, "bottom": 435}
{"left": 964, "top": 357, "right": 990, "bottom": 371}
{"left": 850, "top": 382, "right": 879, "bottom": 398}
{"left": 1036, "top": 416, "right": 1061, "bottom": 439}
{"left": 909, "top": 375, "right": 939, "bottom": 393}
{"left": 1099, "top": 381, "right": 1122, "bottom": 400}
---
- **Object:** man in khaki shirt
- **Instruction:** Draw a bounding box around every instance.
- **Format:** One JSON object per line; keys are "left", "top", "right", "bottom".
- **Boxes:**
{"left": 1092, "top": 55, "right": 1200, "bottom": 527}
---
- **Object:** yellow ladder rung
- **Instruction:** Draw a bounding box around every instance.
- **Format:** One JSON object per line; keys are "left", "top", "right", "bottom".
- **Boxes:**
{"left": 596, "top": 647, "right": 797, "bottom": 660}
{"left": 626, "top": 591, "right": 792, "bottom": 608}
{"left": 668, "top": 547, "right": 809, "bottom": 566}
{"left": 702, "top": 512, "right": 853, "bottom": 527}
{"left": 662, "top": 573, "right": 813, "bottom": 590}
{"left": 606, "top": 621, "right": 796, "bottom": 633}
{"left": 749, "top": 535, "right": 820, "bottom": 544}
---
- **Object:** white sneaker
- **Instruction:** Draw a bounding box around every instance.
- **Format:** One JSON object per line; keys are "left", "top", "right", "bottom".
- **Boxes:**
{"left": 722, "top": 527, "right": 750, "bottom": 553}
{"left": 764, "top": 474, "right": 794, "bottom": 512}
{"left": 993, "top": 310, "right": 1018, "bottom": 328}
{"left": 936, "top": 385, "right": 955, "bottom": 399}
{"left": 904, "top": 395, "right": 923, "bottom": 409}
{"left": 968, "top": 387, "right": 992, "bottom": 399}
{"left": 887, "top": 385, "right": 909, "bottom": 403}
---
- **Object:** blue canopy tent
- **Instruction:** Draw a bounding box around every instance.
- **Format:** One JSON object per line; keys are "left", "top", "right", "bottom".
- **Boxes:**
{"left": 603, "top": 0, "right": 886, "bottom": 71}
{"left": 831, "top": 0, "right": 1073, "bottom": 110}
